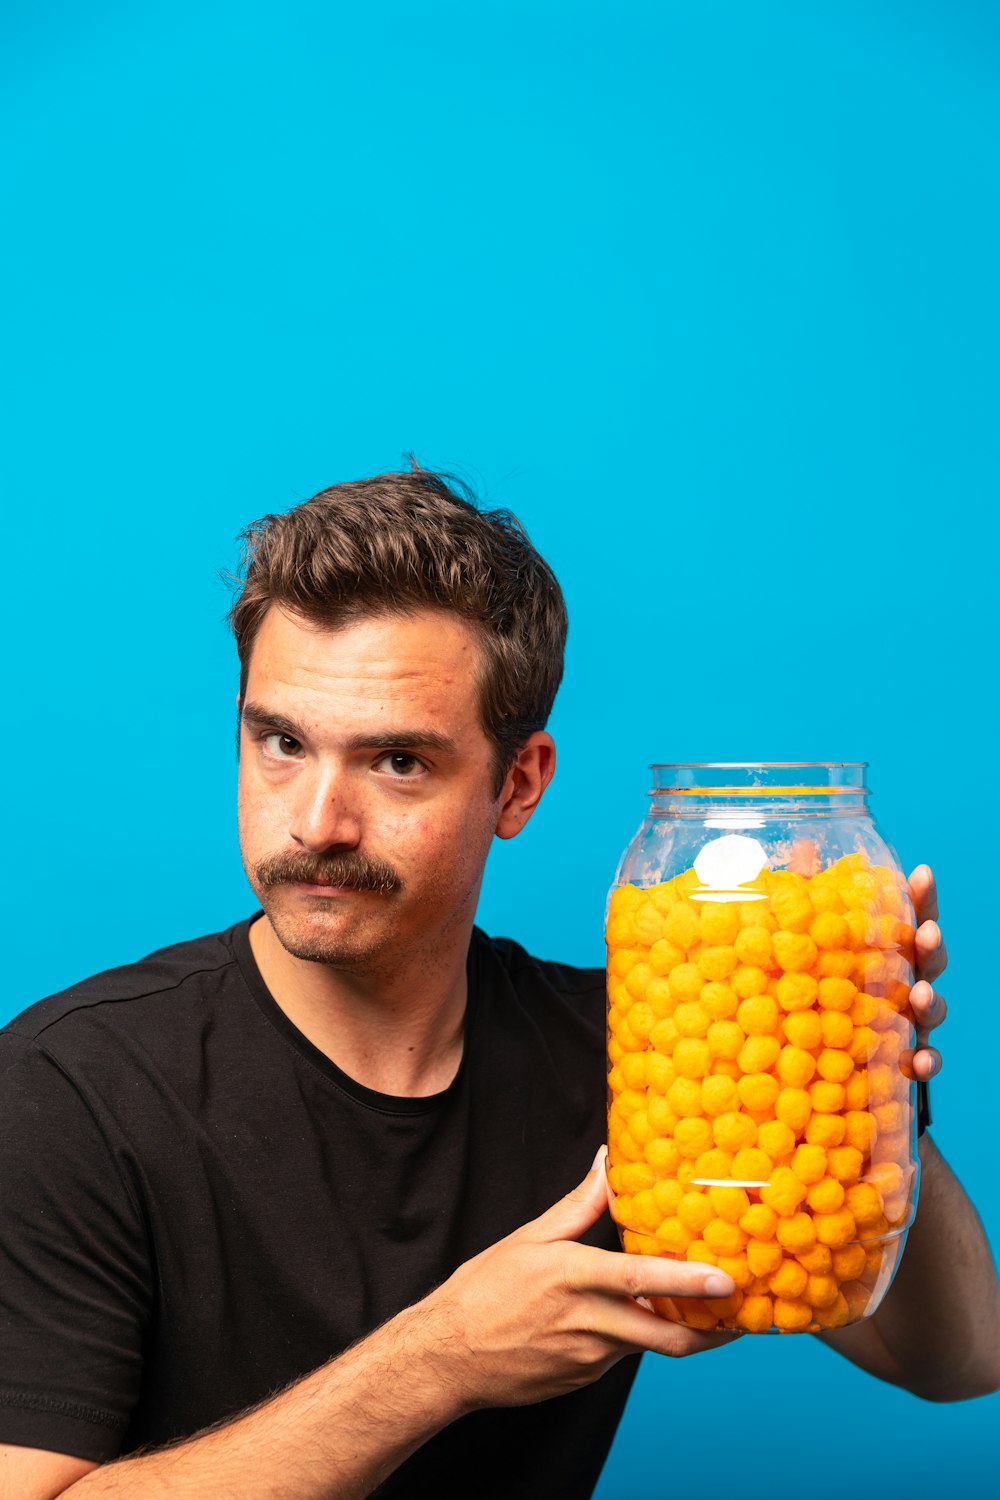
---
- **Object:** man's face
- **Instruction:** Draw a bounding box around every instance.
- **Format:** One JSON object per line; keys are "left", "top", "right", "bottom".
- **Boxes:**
{"left": 237, "top": 605, "right": 503, "bottom": 972}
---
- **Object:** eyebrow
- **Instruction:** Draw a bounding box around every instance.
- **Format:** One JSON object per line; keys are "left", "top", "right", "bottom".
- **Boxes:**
{"left": 240, "top": 702, "right": 457, "bottom": 754}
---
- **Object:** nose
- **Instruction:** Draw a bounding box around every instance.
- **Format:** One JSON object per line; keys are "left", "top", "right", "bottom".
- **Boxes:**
{"left": 288, "top": 763, "right": 362, "bottom": 853}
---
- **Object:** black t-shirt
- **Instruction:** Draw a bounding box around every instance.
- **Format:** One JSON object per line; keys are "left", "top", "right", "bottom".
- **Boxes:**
{"left": 0, "top": 918, "right": 638, "bottom": 1497}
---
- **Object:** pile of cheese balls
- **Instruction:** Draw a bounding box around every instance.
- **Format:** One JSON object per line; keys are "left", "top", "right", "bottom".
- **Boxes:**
{"left": 606, "top": 854, "right": 916, "bottom": 1333}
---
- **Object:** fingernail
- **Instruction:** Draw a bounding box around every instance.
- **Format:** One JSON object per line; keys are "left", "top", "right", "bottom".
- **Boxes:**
{"left": 704, "top": 1273, "right": 735, "bottom": 1297}
{"left": 591, "top": 1144, "right": 608, "bottom": 1172}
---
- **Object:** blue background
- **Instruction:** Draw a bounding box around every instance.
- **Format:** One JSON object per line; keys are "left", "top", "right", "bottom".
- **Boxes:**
{"left": 3, "top": 2, "right": 998, "bottom": 1494}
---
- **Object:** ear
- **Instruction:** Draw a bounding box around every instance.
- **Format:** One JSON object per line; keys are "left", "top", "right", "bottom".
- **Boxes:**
{"left": 494, "top": 732, "right": 556, "bottom": 841}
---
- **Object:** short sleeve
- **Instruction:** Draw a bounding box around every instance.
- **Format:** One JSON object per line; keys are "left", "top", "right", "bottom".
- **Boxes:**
{"left": 0, "top": 1034, "right": 153, "bottom": 1460}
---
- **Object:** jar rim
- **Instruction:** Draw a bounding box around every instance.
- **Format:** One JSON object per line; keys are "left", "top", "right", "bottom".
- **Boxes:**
{"left": 648, "top": 761, "right": 868, "bottom": 769}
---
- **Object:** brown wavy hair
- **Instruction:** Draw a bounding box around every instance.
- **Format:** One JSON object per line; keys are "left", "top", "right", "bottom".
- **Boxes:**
{"left": 228, "top": 464, "right": 568, "bottom": 794}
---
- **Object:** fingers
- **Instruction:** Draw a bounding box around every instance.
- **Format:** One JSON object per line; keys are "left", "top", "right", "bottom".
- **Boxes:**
{"left": 522, "top": 1145, "right": 611, "bottom": 1245}
{"left": 907, "top": 864, "right": 939, "bottom": 923}
{"left": 901, "top": 1045, "right": 943, "bottom": 1081}
{"left": 910, "top": 979, "right": 948, "bottom": 1034}
{"left": 599, "top": 1297, "right": 745, "bottom": 1359}
{"left": 915, "top": 919, "right": 948, "bottom": 983}
{"left": 564, "top": 1243, "right": 735, "bottom": 1302}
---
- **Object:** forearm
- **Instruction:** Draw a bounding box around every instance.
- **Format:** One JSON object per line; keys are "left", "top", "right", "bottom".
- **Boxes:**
{"left": 828, "top": 1135, "right": 1000, "bottom": 1400}
{"left": 62, "top": 1302, "right": 464, "bottom": 1500}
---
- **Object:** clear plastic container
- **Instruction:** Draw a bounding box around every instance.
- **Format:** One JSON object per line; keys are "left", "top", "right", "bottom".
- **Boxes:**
{"left": 605, "top": 763, "right": 918, "bottom": 1334}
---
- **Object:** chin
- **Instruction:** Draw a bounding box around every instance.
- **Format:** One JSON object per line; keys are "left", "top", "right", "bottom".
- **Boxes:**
{"left": 263, "top": 894, "right": 385, "bottom": 969}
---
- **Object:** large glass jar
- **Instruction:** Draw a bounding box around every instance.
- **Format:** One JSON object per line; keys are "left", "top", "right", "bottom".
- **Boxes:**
{"left": 605, "top": 763, "right": 918, "bottom": 1335}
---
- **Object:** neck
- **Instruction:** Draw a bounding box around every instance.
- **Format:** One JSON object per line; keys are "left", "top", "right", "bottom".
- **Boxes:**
{"left": 248, "top": 914, "right": 471, "bottom": 1097}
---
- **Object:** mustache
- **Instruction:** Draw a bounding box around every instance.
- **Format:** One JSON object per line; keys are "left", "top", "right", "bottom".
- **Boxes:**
{"left": 254, "top": 851, "right": 402, "bottom": 895}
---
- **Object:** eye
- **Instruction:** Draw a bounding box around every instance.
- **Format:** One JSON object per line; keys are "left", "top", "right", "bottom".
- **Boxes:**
{"left": 375, "top": 752, "right": 425, "bottom": 777}
{"left": 262, "top": 732, "right": 303, "bottom": 758}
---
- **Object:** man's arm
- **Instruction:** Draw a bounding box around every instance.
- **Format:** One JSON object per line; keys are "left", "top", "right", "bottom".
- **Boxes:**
{"left": 816, "top": 865, "right": 1000, "bottom": 1400}
{"left": 817, "top": 1133, "right": 1000, "bottom": 1399}
{"left": 60, "top": 1152, "right": 738, "bottom": 1500}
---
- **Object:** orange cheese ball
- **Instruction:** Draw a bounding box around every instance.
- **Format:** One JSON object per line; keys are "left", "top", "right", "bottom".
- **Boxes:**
{"left": 677, "top": 1191, "right": 715, "bottom": 1234}
{"left": 624, "top": 963, "right": 653, "bottom": 1002}
{"left": 805, "top": 1273, "right": 841, "bottom": 1309}
{"left": 648, "top": 938, "right": 685, "bottom": 976}
{"left": 809, "top": 1080, "right": 847, "bottom": 1114}
{"left": 713, "top": 1111, "right": 758, "bottom": 1152}
{"left": 758, "top": 1119, "right": 797, "bottom": 1160}
{"left": 736, "top": 1072, "right": 780, "bottom": 1114}
{"left": 777, "top": 1046, "right": 817, "bottom": 1089}
{"left": 620, "top": 1053, "right": 647, "bottom": 1090}
{"left": 698, "top": 945, "right": 739, "bottom": 982}
{"left": 732, "top": 965, "right": 770, "bottom": 999}
{"left": 818, "top": 950, "right": 857, "bottom": 979}
{"left": 849, "top": 991, "right": 879, "bottom": 1026}
{"left": 740, "top": 1202, "right": 779, "bottom": 1239}
{"left": 845, "top": 1182, "right": 884, "bottom": 1230}
{"left": 774, "top": 1088, "right": 812, "bottom": 1132}
{"left": 737, "top": 995, "right": 780, "bottom": 1036}
{"left": 650, "top": 1098, "right": 680, "bottom": 1128}
{"left": 761, "top": 1166, "right": 808, "bottom": 1216}
{"left": 849, "top": 1028, "right": 881, "bottom": 1066}
{"left": 813, "top": 1291, "right": 851, "bottom": 1329}
{"left": 736, "top": 1293, "right": 774, "bottom": 1332}
{"left": 806, "top": 1177, "right": 846, "bottom": 1214}
{"left": 734, "top": 925, "right": 773, "bottom": 966}
{"left": 773, "top": 931, "right": 819, "bottom": 973}
{"left": 776, "top": 1212, "right": 817, "bottom": 1254}
{"left": 650, "top": 1018, "right": 679, "bottom": 1056}
{"left": 738, "top": 1035, "right": 782, "bottom": 1074}
{"left": 631, "top": 1190, "right": 663, "bottom": 1232}
{"left": 747, "top": 1239, "right": 784, "bottom": 1277}
{"left": 773, "top": 1296, "right": 813, "bottom": 1332}
{"left": 813, "top": 1207, "right": 858, "bottom": 1247}
{"left": 701, "top": 1074, "right": 740, "bottom": 1116}
{"left": 795, "top": 1243, "right": 834, "bottom": 1275}
{"left": 774, "top": 972, "right": 819, "bottom": 1013}
{"left": 717, "top": 1254, "right": 754, "bottom": 1289}
{"left": 674, "top": 1001, "right": 712, "bottom": 1038}
{"left": 732, "top": 1148, "right": 775, "bottom": 1184}
{"left": 769, "top": 1258, "right": 809, "bottom": 1299}
{"left": 673, "top": 1038, "right": 713, "bottom": 1079}
{"left": 709, "top": 1185, "right": 751, "bottom": 1223}
{"left": 646, "top": 1053, "right": 676, "bottom": 1093}
{"left": 780, "top": 1010, "right": 822, "bottom": 1050}
{"left": 645, "top": 1136, "right": 682, "bottom": 1176}
{"left": 810, "top": 911, "right": 849, "bottom": 950}
{"left": 707, "top": 1020, "right": 746, "bottom": 1061}
{"left": 667, "top": 1077, "right": 703, "bottom": 1117}
{"left": 700, "top": 902, "right": 741, "bottom": 945}
{"left": 650, "top": 1179, "right": 684, "bottom": 1218}
{"left": 830, "top": 1243, "right": 867, "bottom": 1281}
{"left": 669, "top": 964, "right": 704, "bottom": 1002}
{"left": 791, "top": 1144, "right": 828, "bottom": 1185}
{"left": 817, "top": 1048, "right": 855, "bottom": 1084}
{"left": 674, "top": 1117, "right": 714, "bottom": 1159}
{"left": 827, "top": 1145, "right": 864, "bottom": 1183}
{"left": 694, "top": 1146, "right": 735, "bottom": 1180}
{"left": 821, "top": 1010, "right": 854, "bottom": 1049}
{"left": 664, "top": 904, "right": 700, "bottom": 950}
{"left": 654, "top": 1217, "right": 693, "bottom": 1254}
{"left": 805, "top": 1113, "right": 846, "bottom": 1150}
{"left": 700, "top": 981, "right": 739, "bottom": 1018}
{"left": 646, "top": 977, "right": 677, "bottom": 1019}
{"left": 818, "top": 976, "right": 857, "bottom": 1010}
{"left": 844, "top": 1072, "right": 871, "bottom": 1111}
{"left": 770, "top": 884, "right": 815, "bottom": 934}
{"left": 703, "top": 1218, "right": 748, "bottom": 1257}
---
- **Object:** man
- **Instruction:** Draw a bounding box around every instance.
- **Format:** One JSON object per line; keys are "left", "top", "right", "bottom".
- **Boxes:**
{"left": 1, "top": 467, "right": 997, "bottom": 1500}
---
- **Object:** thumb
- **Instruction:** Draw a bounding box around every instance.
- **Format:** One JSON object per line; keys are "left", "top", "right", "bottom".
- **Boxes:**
{"left": 521, "top": 1144, "right": 612, "bottom": 1245}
